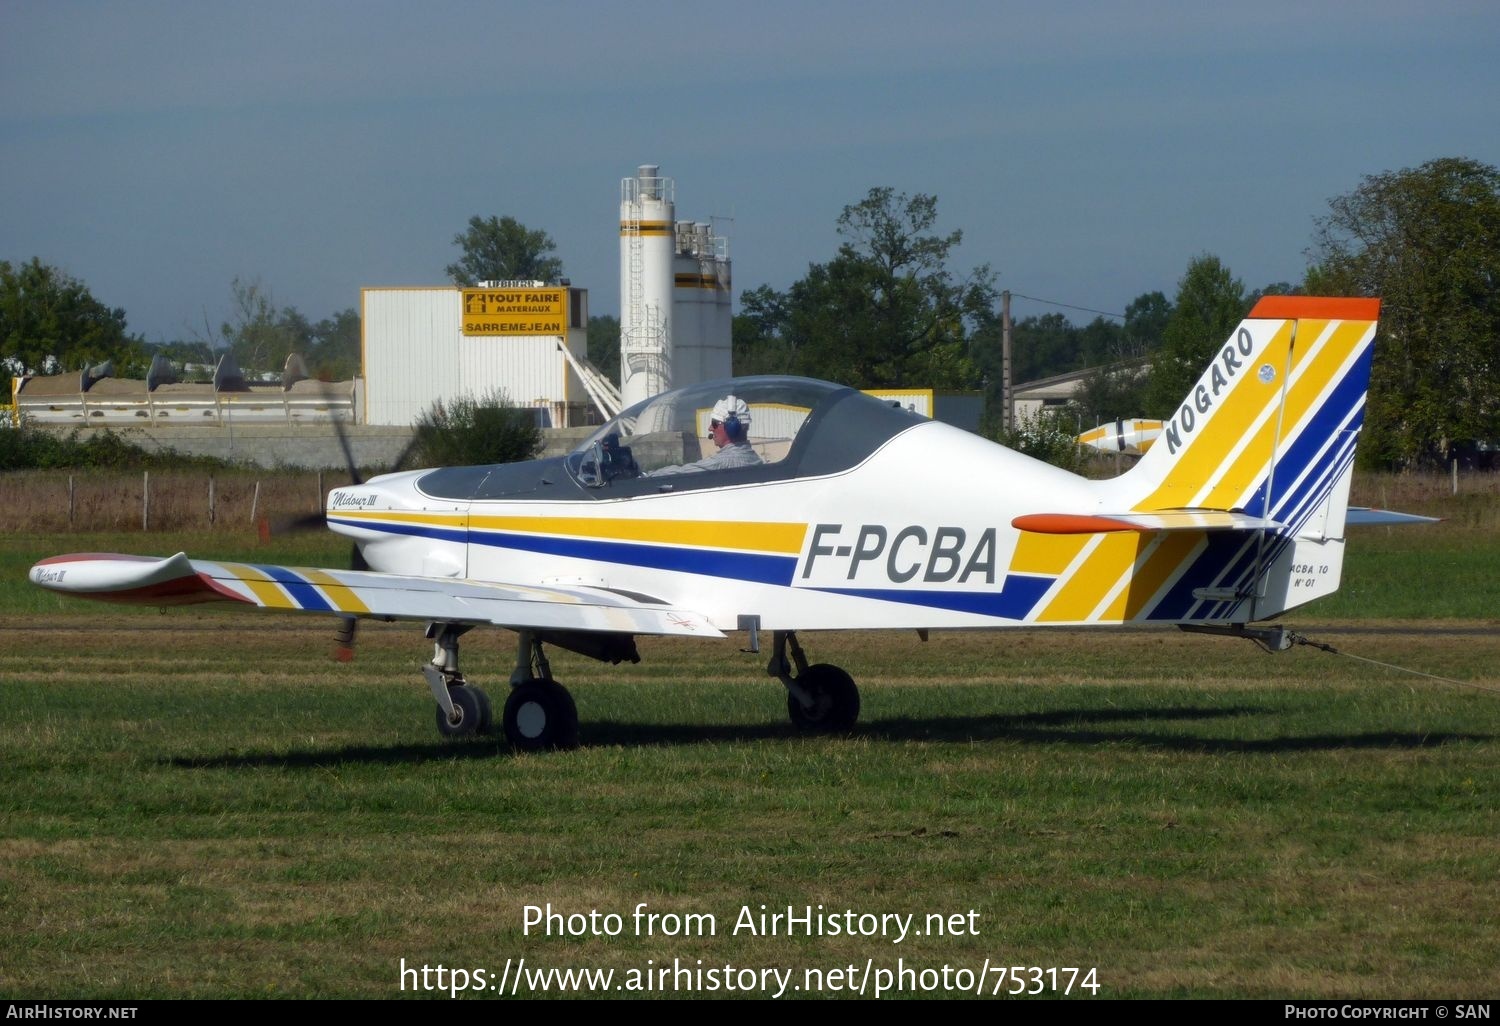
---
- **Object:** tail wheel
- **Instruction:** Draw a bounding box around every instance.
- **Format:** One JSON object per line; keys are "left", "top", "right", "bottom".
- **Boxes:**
{"left": 787, "top": 664, "right": 860, "bottom": 733}
{"left": 503, "top": 680, "right": 579, "bottom": 751}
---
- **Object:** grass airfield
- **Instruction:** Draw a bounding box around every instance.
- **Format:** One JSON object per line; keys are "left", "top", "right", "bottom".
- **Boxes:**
{"left": 1, "top": 512, "right": 1497, "bottom": 999}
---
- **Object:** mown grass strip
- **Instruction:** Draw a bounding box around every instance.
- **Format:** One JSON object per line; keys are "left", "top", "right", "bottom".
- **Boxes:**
{"left": 1, "top": 620, "right": 1496, "bottom": 998}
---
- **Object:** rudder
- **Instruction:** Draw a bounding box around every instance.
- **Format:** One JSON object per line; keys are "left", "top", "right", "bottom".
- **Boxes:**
{"left": 1123, "top": 296, "right": 1380, "bottom": 620}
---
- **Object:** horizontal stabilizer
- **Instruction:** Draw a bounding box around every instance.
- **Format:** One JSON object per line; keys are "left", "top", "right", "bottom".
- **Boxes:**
{"left": 1346, "top": 507, "right": 1441, "bottom": 526}
{"left": 29, "top": 552, "right": 723, "bottom": 638}
{"left": 1013, "top": 511, "right": 1284, "bottom": 535}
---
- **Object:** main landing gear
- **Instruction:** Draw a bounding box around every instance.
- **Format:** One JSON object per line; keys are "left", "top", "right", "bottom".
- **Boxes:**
{"left": 419, "top": 624, "right": 855, "bottom": 746}
{"left": 767, "top": 630, "right": 860, "bottom": 733}
{"left": 421, "top": 624, "right": 579, "bottom": 751}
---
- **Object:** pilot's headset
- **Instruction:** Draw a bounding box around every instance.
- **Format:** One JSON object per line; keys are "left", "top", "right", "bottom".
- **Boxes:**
{"left": 713, "top": 396, "right": 748, "bottom": 442}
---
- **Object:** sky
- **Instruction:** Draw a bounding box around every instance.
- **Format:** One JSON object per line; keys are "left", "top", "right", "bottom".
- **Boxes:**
{"left": 3, "top": 0, "right": 1498, "bottom": 344}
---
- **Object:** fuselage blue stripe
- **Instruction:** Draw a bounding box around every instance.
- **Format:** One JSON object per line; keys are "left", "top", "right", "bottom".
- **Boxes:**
{"left": 328, "top": 517, "right": 468, "bottom": 545}
{"left": 809, "top": 575, "right": 1052, "bottom": 621}
{"left": 471, "top": 530, "right": 799, "bottom": 586}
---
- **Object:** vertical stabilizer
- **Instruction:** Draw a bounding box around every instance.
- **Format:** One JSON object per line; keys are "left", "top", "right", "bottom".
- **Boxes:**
{"left": 1122, "top": 296, "right": 1380, "bottom": 620}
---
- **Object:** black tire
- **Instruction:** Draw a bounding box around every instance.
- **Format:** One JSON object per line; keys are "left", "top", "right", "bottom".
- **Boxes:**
{"left": 435, "top": 683, "right": 490, "bottom": 739}
{"left": 503, "top": 680, "right": 580, "bottom": 752}
{"left": 472, "top": 685, "right": 494, "bottom": 735}
{"left": 787, "top": 664, "right": 860, "bottom": 733}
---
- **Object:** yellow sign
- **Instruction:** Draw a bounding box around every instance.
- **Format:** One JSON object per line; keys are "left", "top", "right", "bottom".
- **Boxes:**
{"left": 461, "top": 288, "right": 567, "bottom": 336}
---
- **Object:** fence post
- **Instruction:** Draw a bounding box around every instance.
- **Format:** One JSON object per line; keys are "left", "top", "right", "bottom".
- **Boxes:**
{"left": 68, "top": 475, "right": 75, "bottom": 528}
{"left": 142, "top": 471, "right": 150, "bottom": 531}
{"left": 208, "top": 475, "right": 216, "bottom": 526}
{"left": 250, "top": 480, "right": 260, "bottom": 526}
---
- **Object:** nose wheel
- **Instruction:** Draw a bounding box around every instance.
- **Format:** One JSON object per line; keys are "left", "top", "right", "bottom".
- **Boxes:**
{"left": 769, "top": 630, "right": 861, "bottom": 733}
{"left": 785, "top": 663, "right": 860, "bottom": 732}
{"left": 435, "top": 683, "right": 493, "bottom": 738}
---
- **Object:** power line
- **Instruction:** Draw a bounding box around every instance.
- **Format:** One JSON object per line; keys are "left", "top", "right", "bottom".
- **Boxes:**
{"left": 1007, "top": 292, "right": 1126, "bottom": 321}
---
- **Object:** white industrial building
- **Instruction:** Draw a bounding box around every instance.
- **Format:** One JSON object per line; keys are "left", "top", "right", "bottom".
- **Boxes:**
{"left": 358, "top": 163, "right": 733, "bottom": 428}
{"left": 359, "top": 284, "right": 607, "bottom": 427}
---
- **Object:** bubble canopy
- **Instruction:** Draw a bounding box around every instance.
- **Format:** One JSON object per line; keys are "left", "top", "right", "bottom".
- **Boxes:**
{"left": 415, "top": 376, "right": 928, "bottom": 502}
{"left": 566, "top": 376, "right": 928, "bottom": 487}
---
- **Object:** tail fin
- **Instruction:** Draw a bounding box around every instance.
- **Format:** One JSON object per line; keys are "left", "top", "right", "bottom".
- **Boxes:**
{"left": 1126, "top": 296, "right": 1379, "bottom": 518}
{"left": 1011, "top": 297, "right": 1380, "bottom": 626}
{"left": 1123, "top": 295, "right": 1380, "bottom": 619}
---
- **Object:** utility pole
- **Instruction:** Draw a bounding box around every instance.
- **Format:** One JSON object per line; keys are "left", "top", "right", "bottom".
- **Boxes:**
{"left": 1001, "top": 290, "right": 1013, "bottom": 433}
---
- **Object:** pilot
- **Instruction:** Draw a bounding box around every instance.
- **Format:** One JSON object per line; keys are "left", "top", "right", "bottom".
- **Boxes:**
{"left": 647, "top": 395, "right": 763, "bottom": 476}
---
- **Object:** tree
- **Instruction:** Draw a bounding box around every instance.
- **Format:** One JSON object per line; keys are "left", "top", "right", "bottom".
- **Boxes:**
{"left": 1145, "top": 255, "right": 1248, "bottom": 417}
{"left": 737, "top": 188, "right": 996, "bottom": 389}
{"left": 308, "top": 308, "right": 361, "bottom": 381}
{"left": 1121, "top": 291, "right": 1172, "bottom": 360}
{"left": 1072, "top": 290, "right": 1171, "bottom": 424}
{"left": 1008, "top": 312, "right": 1079, "bottom": 383}
{"left": 1308, "top": 157, "right": 1500, "bottom": 467}
{"left": 0, "top": 258, "right": 145, "bottom": 377}
{"left": 586, "top": 314, "right": 620, "bottom": 385}
{"left": 446, "top": 215, "right": 564, "bottom": 286}
{"left": 402, "top": 391, "right": 541, "bottom": 469}
{"left": 219, "top": 278, "right": 307, "bottom": 378}
{"left": 991, "top": 406, "right": 1086, "bottom": 473}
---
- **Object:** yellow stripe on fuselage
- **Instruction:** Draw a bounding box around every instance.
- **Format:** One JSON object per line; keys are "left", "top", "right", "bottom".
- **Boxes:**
{"left": 467, "top": 515, "right": 807, "bottom": 554}
{"left": 328, "top": 511, "right": 467, "bottom": 528}
{"left": 1033, "top": 534, "right": 1143, "bottom": 622}
{"left": 1010, "top": 532, "right": 1089, "bottom": 576}
{"left": 1117, "top": 530, "right": 1205, "bottom": 620}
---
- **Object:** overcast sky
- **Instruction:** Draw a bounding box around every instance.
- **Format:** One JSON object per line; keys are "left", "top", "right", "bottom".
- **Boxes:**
{"left": 4, "top": 0, "right": 1497, "bottom": 344}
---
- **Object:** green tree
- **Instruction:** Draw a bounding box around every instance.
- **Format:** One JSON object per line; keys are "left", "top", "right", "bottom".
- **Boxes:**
{"left": 402, "top": 391, "right": 542, "bottom": 469}
{"left": 586, "top": 314, "right": 620, "bottom": 385}
{"left": 308, "top": 308, "right": 361, "bottom": 380}
{"left": 1073, "top": 290, "right": 1172, "bottom": 425}
{"left": 219, "top": 278, "right": 304, "bottom": 378}
{"left": 1009, "top": 312, "right": 1079, "bottom": 383}
{"left": 0, "top": 258, "right": 145, "bottom": 377}
{"left": 1308, "top": 157, "right": 1500, "bottom": 467}
{"left": 990, "top": 406, "right": 1085, "bottom": 472}
{"left": 1145, "top": 255, "right": 1247, "bottom": 417}
{"left": 446, "top": 215, "right": 564, "bottom": 286}
{"left": 1121, "top": 290, "right": 1172, "bottom": 360}
{"left": 737, "top": 188, "right": 995, "bottom": 388}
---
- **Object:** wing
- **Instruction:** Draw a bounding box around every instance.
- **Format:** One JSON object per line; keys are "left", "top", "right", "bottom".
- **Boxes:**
{"left": 29, "top": 552, "right": 722, "bottom": 638}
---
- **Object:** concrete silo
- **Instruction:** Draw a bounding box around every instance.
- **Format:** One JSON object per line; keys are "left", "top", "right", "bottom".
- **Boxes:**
{"left": 619, "top": 165, "right": 733, "bottom": 406}
{"left": 619, "top": 165, "right": 676, "bottom": 409}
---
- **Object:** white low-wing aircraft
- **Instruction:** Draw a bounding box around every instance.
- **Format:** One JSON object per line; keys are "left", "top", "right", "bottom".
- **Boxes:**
{"left": 32, "top": 296, "right": 1408, "bottom": 750}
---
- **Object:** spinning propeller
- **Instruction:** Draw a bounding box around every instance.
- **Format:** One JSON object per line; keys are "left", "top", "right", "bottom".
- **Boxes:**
{"left": 258, "top": 404, "right": 418, "bottom": 661}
